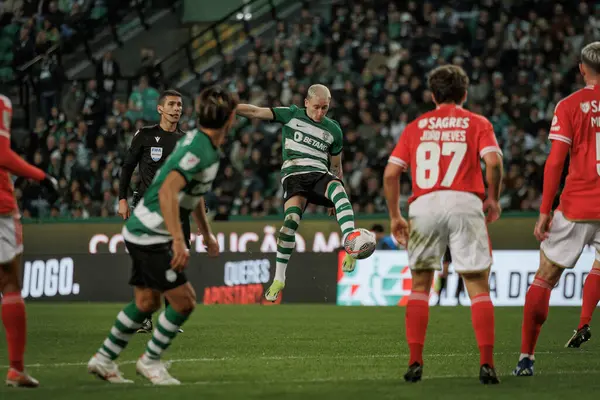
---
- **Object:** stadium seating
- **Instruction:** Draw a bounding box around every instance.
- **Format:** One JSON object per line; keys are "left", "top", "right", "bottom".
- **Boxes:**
{"left": 8, "top": 0, "right": 598, "bottom": 219}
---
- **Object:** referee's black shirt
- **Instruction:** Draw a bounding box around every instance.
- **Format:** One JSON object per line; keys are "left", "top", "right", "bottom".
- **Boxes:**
{"left": 119, "top": 124, "right": 185, "bottom": 201}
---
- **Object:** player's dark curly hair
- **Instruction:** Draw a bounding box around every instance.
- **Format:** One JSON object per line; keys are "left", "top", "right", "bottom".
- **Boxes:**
{"left": 197, "top": 86, "right": 238, "bottom": 130}
{"left": 427, "top": 65, "right": 469, "bottom": 105}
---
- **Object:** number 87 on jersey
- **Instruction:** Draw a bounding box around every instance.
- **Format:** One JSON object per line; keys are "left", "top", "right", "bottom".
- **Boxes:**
{"left": 388, "top": 111, "right": 502, "bottom": 205}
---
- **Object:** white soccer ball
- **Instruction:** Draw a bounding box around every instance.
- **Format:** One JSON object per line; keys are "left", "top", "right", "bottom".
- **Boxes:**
{"left": 344, "top": 228, "right": 376, "bottom": 260}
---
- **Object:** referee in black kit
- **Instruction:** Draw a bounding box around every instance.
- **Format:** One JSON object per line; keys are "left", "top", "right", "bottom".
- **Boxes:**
{"left": 118, "top": 89, "right": 196, "bottom": 333}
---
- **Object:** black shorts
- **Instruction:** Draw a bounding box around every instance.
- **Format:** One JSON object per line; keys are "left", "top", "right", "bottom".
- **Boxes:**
{"left": 124, "top": 240, "right": 188, "bottom": 291}
{"left": 282, "top": 172, "right": 342, "bottom": 208}
{"left": 443, "top": 246, "right": 452, "bottom": 263}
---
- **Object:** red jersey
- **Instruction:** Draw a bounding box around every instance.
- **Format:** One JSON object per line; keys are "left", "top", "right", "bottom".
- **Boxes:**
{"left": 546, "top": 85, "right": 600, "bottom": 220}
{"left": 0, "top": 94, "right": 46, "bottom": 215}
{"left": 388, "top": 104, "right": 502, "bottom": 204}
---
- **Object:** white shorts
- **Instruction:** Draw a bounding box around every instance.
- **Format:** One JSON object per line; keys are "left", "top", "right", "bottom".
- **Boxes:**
{"left": 0, "top": 215, "right": 23, "bottom": 264}
{"left": 408, "top": 191, "right": 492, "bottom": 273}
{"left": 540, "top": 211, "right": 600, "bottom": 268}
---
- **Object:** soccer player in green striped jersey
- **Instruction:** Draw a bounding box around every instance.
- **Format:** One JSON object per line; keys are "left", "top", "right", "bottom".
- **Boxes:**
{"left": 87, "top": 86, "right": 238, "bottom": 385}
{"left": 237, "top": 84, "right": 359, "bottom": 302}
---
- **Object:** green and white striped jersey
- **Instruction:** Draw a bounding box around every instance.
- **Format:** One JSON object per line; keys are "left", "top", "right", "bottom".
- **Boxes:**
{"left": 122, "top": 129, "right": 219, "bottom": 246}
{"left": 272, "top": 105, "right": 343, "bottom": 182}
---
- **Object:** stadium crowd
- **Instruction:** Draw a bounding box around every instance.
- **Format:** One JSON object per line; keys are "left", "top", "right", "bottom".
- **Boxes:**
{"left": 6, "top": 0, "right": 599, "bottom": 219}
{"left": 0, "top": 0, "right": 133, "bottom": 82}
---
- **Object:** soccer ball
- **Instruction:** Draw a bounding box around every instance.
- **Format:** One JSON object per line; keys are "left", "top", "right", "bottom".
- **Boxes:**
{"left": 344, "top": 228, "right": 376, "bottom": 260}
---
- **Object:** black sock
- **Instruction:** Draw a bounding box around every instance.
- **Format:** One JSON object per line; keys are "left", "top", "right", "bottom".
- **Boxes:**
{"left": 440, "top": 277, "right": 447, "bottom": 293}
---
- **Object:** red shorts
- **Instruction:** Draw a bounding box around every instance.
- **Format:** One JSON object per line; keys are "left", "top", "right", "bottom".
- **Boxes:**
{"left": 0, "top": 215, "right": 23, "bottom": 264}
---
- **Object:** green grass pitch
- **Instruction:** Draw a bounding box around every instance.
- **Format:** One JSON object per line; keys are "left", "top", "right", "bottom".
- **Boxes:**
{"left": 1, "top": 304, "right": 599, "bottom": 399}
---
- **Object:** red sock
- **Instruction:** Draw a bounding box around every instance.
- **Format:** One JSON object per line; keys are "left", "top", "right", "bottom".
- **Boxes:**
{"left": 470, "top": 293, "right": 495, "bottom": 367}
{"left": 580, "top": 268, "right": 600, "bottom": 329}
{"left": 1, "top": 292, "right": 27, "bottom": 372}
{"left": 520, "top": 277, "right": 552, "bottom": 355}
{"left": 405, "top": 291, "right": 429, "bottom": 365}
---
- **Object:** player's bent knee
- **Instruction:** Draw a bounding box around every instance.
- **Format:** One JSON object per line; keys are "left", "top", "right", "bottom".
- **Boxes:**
{"left": 169, "top": 296, "right": 196, "bottom": 315}
{"left": 461, "top": 270, "right": 490, "bottom": 298}
{"left": 165, "top": 284, "right": 196, "bottom": 315}
{"left": 536, "top": 252, "right": 564, "bottom": 286}
{"left": 181, "top": 298, "right": 196, "bottom": 315}
{"left": 134, "top": 289, "right": 162, "bottom": 313}
{"left": 410, "top": 270, "right": 435, "bottom": 293}
{"left": 136, "top": 298, "right": 161, "bottom": 313}
{"left": 0, "top": 258, "right": 21, "bottom": 294}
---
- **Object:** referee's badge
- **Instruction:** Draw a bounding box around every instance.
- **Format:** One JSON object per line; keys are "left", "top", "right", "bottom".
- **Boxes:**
{"left": 151, "top": 147, "right": 163, "bottom": 161}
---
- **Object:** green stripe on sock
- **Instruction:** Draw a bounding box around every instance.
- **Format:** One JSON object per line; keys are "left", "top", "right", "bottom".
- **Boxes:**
{"left": 151, "top": 337, "right": 169, "bottom": 350}
{"left": 284, "top": 220, "right": 299, "bottom": 231}
{"left": 279, "top": 232, "right": 295, "bottom": 242}
{"left": 102, "top": 345, "right": 118, "bottom": 360}
{"left": 165, "top": 306, "right": 189, "bottom": 327}
{"left": 123, "top": 302, "right": 151, "bottom": 323}
{"left": 277, "top": 245, "right": 294, "bottom": 255}
{"left": 325, "top": 183, "right": 356, "bottom": 237}
{"left": 336, "top": 203, "right": 352, "bottom": 213}
{"left": 333, "top": 192, "right": 345, "bottom": 204}
{"left": 114, "top": 320, "right": 136, "bottom": 334}
{"left": 108, "top": 333, "right": 128, "bottom": 348}
{"left": 327, "top": 182, "right": 339, "bottom": 198}
{"left": 276, "top": 257, "right": 289, "bottom": 264}
{"left": 145, "top": 347, "right": 160, "bottom": 359}
{"left": 285, "top": 206, "right": 303, "bottom": 216}
{"left": 157, "top": 324, "right": 177, "bottom": 339}
{"left": 339, "top": 215, "right": 353, "bottom": 226}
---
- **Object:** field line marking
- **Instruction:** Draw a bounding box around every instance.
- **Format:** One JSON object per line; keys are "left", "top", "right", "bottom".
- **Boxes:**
{"left": 1, "top": 350, "right": 565, "bottom": 369}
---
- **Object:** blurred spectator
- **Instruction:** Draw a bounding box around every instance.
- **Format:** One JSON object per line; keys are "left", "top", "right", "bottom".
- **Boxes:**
{"left": 371, "top": 224, "right": 399, "bottom": 250}
{"left": 126, "top": 76, "right": 160, "bottom": 123}
{"left": 96, "top": 51, "right": 121, "bottom": 96}
{"left": 137, "top": 47, "right": 163, "bottom": 90}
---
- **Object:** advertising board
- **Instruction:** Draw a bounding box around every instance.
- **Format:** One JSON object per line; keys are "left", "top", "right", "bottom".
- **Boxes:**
{"left": 21, "top": 215, "right": 542, "bottom": 256}
{"left": 20, "top": 253, "right": 338, "bottom": 304}
{"left": 337, "top": 249, "right": 597, "bottom": 306}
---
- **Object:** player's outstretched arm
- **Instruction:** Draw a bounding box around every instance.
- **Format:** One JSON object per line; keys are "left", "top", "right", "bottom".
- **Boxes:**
{"left": 159, "top": 171, "right": 187, "bottom": 242}
{"left": 192, "top": 197, "right": 219, "bottom": 257}
{"left": 236, "top": 104, "right": 274, "bottom": 120}
{"left": 118, "top": 131, "right": 144, "bottom": 219}
{"left": 539, "top": 140, "right": 570, "bottom": 216}
{"left": 534, "top": 139, "right": 570, "bottom": 241}
{"left": 482, "top": 152, "right": 503, "bottom": 203}
{"left": 192, "top": 197, "right": 212, "bottom": 238}
{"left": 0, "top": 138, "right": 46, "bottom": 182}
{"left": 118, "top": 131, "right": 144, "bottom": 201}
{"left": 159, "top": 171, "right": 189, "bottom": 269}
{"left": 383, "top": 162, "right": 409, "bottom": 247}
{"left": 383, "top": 162, "right": 404, "bottom": 219}
{"left": 482, "top": 152, "right": 504, "bottom": 224}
